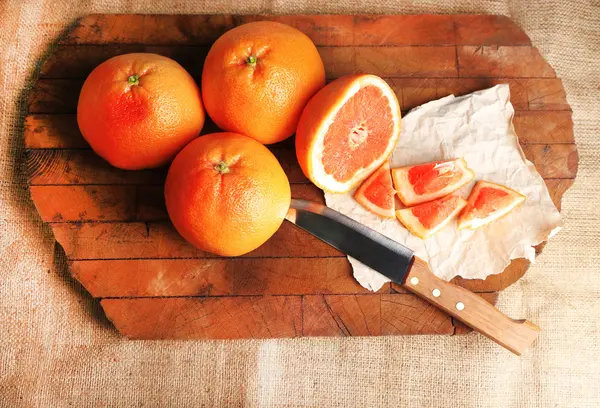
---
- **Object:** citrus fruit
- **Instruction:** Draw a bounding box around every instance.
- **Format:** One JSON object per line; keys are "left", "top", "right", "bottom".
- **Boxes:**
{"left": 296, "top": 74, "right": 402, "bottom": 193}
{"left": 396, "top": 195, "right": 467, "bottom": 239}
{"left": 458, "top": 181, "right": 525, "bottom": 230}
{"left": 77, "top": 53, "right": 205, "bottom": 170}
{"left": 353, "top": 162, "right": 395, "bottom": 218}
{"left": 392, "top": 158, "right": 474, "bottom": 206}
{"left": 201, "top": 21, "right": 325, "bottom": 145}
{"left": 164, "top": 132, "right": 291, "bottom": 256}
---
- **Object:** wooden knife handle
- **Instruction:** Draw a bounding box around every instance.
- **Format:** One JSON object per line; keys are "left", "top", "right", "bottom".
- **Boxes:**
{"left": 404, "top": 258, "right": 540, "bottom": 355}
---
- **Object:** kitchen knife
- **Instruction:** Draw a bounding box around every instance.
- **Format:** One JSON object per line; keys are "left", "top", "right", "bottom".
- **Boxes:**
{"left": 286, "top": 199, "right": 540, "bottom": 355}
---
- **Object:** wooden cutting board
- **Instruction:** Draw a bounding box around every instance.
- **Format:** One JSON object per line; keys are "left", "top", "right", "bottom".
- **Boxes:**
{"left": 25, "top": 14, "right": 578, "bottom": 339}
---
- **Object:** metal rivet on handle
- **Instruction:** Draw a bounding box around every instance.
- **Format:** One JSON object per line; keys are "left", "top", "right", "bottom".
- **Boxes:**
{"left": 432, "top": 289, "right": 441, "bottom": 297}
{"left": 410, "top": 277, "right": 419, "bottom": 285}
{"left": 456, "top": 302, "right": 465, "bottom": 311}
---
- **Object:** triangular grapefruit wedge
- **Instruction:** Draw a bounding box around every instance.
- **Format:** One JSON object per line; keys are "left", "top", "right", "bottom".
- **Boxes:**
{"left": 392, "top": 158, "right": 474, "bottom": 206}
{"left": 296, "top": 74, "right": 402, "bottom": 193}
{"left": 457, "top": 181, "right": 525, "bottom": 230}
{"left": 396, "top": 195, "right": 467, "bottom": 239}
{"left": 353, "top": 162, "right": 395, "bottom": 218}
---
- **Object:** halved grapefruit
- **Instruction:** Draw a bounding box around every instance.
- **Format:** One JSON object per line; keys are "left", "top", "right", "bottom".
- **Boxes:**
{"left": 396, "top": 195, "right": 467, "bottom": 239}
{"left": 392, "top": 158, "right": 474, "bottom": 206}
{"left": 457, "top": 181, "right": 525, "bottom": 230}
{"left": 353, "top": 162, "right": 395, "bottom": 218}
{"left": 296, "top": 74, "right": 402, "bottom": 193}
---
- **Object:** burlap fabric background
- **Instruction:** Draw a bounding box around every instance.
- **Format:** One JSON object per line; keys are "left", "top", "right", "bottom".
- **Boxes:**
{"left": 1, "top": 1, "right": 598, "bottom": 407}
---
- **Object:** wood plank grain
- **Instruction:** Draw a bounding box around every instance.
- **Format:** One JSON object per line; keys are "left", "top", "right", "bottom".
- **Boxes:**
{"left": 525, "top": 78, "right": 570, "bottom": 110}
{"left": 353, "top": 15, "right": 455, "bottom": 45}
{"left": 30, "top": 185, "right": 136, "bottom": 222}
{"left": 27, "top": 79, "right": 82, "bottom": 114}
{"left": 142, "top": 15, "right": 236, "bottom": 45}
{"left": 544, "top": 178, "right": 574, "bottom": 211}
{"left": 62, "top": 14, "right": 535, "bottom": 48}
{"left": 237, "top": 15, "right": 355, "bottom": 46}
{"left": 25, "top": 115, "right": 89, "bottom": 148}
{"left": 26, "top": 149, "right": 167, "bottom": 185}
{"left": 70, "top": 257, "right": 380, "bottom": 297}
{"left": 62, "top": 14, "right": 462, "bottom": 47}
{"left": 381, "top": 293, "right": 454, "bottom": 335}
{"left": 514, "top": 111, "right": 574, "bottom": 144}
{"left": 457, "top": 46, "right": 556, "bottom": 78}
{"left": 61, "top": 14, "right": 146, "bottom": 45}
{"left": 521, "top": 144, "right": 578, "bottom": 178}
{"left": 302, "top": 295, "right": 381, "bottom": 336}
{"left": 52, "top": 221, "right": 343, "bottom": 260}
{"left": 40, "top": 44, "right": 209, "bottom": 79}
{"left": 454, "top": 15, "right": 531, "bottom": 46}
{"left": 101, "top": 296, "right": 302, "bottom": 339}
{"left": 355, "top": 47, "right": 458, "bottom": 77}
{"left": 318, "top": 47, "right": 355, "bottom": 78}
{"left": 53, "top": 222, "right": 210, "bottom": 259}
{"left": 40, "top": 44, "right": 145, "bottom": 78}
{"left": 390, "top": 78, "right": 528, "bottom": 111}
{"left": 26, "top": 148, "right": 308, "bottom": 185}
{"left": 63, "top": 14, "right": 357, "bottom": 46}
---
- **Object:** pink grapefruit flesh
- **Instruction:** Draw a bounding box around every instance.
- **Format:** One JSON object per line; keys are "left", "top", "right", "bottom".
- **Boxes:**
{"left": 353, "top": 162, "right": 395, "bottom": 218}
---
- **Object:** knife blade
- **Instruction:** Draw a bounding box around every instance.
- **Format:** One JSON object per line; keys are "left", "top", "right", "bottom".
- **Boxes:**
{"left": 286, "top": 198, "right": 413, "bottom": 284}
{"left": 286, "top": 198, "right": 540, "bottom": 355}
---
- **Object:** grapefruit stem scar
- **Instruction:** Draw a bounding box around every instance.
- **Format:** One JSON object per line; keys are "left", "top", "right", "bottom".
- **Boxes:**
{"left": 214, "top": 161, "right": 230, "bottom": 174}
{"left": 127, "top": 74, "right": 139, "bottom": 85}
{"left": 246, "top": 55, "right": 257, "bottom": 68}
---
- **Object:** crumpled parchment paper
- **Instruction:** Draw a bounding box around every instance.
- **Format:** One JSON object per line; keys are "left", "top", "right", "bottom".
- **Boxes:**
{"left": 325, "top": 84, "right": 563, "bottom": 291}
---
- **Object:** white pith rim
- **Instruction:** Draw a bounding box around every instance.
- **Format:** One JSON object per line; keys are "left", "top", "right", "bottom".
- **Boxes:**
{"left": 309, "top": 75, "right": 401, "bottom": 193}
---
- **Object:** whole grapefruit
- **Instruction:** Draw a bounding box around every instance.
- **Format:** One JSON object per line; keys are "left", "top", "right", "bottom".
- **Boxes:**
{"left": 164, "top": 132, "right": 291, "bottom": 256}
{"left": 201, "top": 21, "right": 325, "bottom": 145}
{"left": 77, "top": 53, "right": 205, "bottom": 170}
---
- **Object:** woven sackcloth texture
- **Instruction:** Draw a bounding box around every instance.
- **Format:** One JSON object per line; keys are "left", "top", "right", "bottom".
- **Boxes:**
{"left": 1, "top": 1, "right": 598, "bottom": 407}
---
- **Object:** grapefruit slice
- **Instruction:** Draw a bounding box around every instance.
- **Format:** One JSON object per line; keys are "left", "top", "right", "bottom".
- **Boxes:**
{"left": 457, "top": 181, "right": 525, "bottom": 230}
{"left": 396, "top": 195, "right": 467, "bottom": 239}
{"left": 392, "top": 158, "right": 474, "bottom": 206}
{"left": 295, "top": 74, "right": 401, "bottom": 193}
{"left": 353, "top": 162, "right": 396, "bottom": 218}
